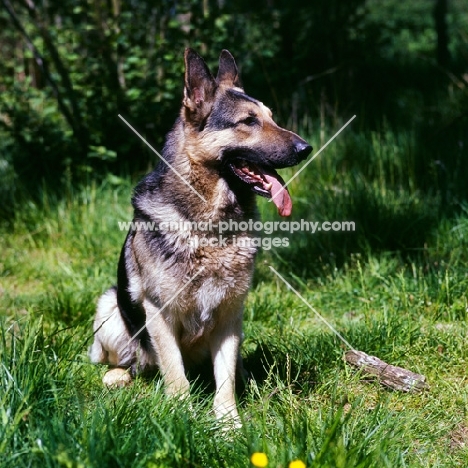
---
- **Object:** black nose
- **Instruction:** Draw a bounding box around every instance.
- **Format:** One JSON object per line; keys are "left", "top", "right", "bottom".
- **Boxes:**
{"left": 294, "top": 141, "right": 312, "bottom": 162}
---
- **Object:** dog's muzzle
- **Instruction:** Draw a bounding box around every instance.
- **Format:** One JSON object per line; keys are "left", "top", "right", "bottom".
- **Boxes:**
{"left": 294, "top": 141, "right": 313, "bottom": 162}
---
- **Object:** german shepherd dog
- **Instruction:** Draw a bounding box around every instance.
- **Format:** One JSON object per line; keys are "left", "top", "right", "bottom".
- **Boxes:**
{"left": 89, "top": 49, "right": 312, "bottom": 425}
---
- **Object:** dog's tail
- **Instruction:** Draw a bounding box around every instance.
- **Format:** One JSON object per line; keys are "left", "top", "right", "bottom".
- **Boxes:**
{"left": 89, "top": 287, "right": 125, "bottom": 364}
{"left": 89, "top": 287, "right": 158, "bottom": 375}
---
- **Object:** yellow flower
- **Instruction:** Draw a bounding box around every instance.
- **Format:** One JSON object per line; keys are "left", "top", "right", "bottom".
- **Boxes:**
{"left": 289, "top": 460, "right": 306, "bottom": 468}
{"left": 250, "top": 452, "right": 268, "bottom": 467}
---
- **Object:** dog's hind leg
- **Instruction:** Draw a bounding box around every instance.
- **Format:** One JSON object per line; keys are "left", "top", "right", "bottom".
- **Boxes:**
{"left": 89, "top": 287, "right": 136, "bottom": 387}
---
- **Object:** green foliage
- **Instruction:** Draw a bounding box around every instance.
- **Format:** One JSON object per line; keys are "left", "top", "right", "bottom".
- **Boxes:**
{"left": 1, "top": 0, "right": 468, "bottom": 216}
{"left": 1, "top": 3, "right": 468, "bottom": 465}
{"left": 0, "top": 0, "right": 282, "bottom": 205}
{"left": 1, "top": 179, "right": 468, "bottom": 466}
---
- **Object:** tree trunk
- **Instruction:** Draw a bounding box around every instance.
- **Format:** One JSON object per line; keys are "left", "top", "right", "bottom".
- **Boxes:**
{"left": 434, "top": 0, "right": 450, "bottom": 67}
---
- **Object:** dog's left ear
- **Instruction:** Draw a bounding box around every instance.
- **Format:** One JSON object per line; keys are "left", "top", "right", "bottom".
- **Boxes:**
{"left": 217, "top": 50, "right": 242, "bottom": 88}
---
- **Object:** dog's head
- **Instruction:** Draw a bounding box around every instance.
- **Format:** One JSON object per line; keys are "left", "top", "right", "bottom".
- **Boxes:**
{"left": 182, "top": 49, "right": 312, "bottom": 216}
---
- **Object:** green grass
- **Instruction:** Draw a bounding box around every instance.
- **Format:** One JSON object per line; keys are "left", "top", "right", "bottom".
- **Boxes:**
{"left": 2, "top": 124, "right": 468, "bottom": 467}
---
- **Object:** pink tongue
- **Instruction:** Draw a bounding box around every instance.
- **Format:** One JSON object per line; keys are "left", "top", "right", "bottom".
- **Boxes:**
{"left": 263, "top": 172, "right": 292, "bottom": 217}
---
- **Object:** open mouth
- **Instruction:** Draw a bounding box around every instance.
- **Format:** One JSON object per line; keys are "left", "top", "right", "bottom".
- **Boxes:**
{"left": 228, "top": 159, "right": 292, "bottom": 217}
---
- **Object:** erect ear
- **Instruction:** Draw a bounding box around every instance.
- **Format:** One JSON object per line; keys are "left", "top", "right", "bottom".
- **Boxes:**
{"left": 216, "top": 49, "right": 242, "bottom": 88}
{"left": 183, "top": 48, "right": 216, "bottom": 116}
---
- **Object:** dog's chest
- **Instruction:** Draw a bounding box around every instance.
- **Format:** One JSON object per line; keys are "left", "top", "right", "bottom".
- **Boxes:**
{"left": 191, "top": 235, "right": 255, "bottom": 306}
{"left": 168, "top": 237, "right": 256, "bottom": 339}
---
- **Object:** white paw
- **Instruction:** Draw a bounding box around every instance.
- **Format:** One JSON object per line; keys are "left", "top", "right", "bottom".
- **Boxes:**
{"left": 214, "top": 404, "right": 242, "bottom": 430}
{"left": 102, "top": 368, "right": 132, "bottom": 388}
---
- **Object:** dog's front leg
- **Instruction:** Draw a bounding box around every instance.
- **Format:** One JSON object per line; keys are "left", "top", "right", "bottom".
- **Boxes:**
{"left": 144, "top": 298, "right": 190, "bottom": 396}
{"left": 210, "top": 314, "right": 242, "bottom": 425}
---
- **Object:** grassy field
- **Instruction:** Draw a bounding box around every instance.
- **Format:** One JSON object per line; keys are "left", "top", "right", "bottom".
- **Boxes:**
{"left": 2, "top": 121, "right": 468, "bottom": 467}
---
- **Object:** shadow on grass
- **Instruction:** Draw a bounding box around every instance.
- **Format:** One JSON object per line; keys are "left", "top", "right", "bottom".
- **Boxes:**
{"left": 255, "top": 190, "right": 441, "bottom": 282}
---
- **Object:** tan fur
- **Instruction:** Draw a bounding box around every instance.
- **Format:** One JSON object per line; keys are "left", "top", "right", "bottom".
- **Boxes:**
{"left": 89, "top": 49, "right": 311, "bottom": 428}
{"left": 102, "top": 368, "right": 132, "bottom": 388}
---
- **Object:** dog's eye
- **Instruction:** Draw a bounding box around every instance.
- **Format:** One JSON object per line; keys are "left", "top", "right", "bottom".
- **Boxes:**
{"left": 240, "top": 116, "right": 258, "bottom": 127}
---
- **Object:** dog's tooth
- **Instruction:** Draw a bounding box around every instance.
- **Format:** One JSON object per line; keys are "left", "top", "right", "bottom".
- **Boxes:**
{"left": 264, "top": 182, "right": 273, "bottom": 190}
